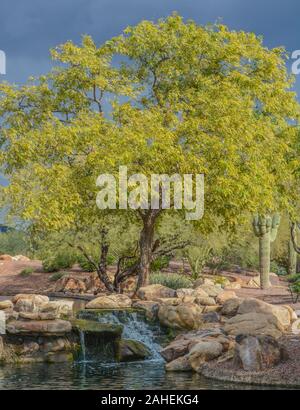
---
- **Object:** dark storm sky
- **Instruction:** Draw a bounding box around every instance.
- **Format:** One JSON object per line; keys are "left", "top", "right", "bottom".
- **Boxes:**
{"left": 1, "top": 0, "right": 300, "bottom": 91}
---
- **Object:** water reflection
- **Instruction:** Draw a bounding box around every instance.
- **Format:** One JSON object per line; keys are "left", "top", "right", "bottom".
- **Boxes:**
{"left": 0, "top": 361, "right": 287, "bottom": 390}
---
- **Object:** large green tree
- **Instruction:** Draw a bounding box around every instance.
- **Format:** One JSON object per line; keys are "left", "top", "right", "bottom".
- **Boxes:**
{"left": 0, "top": 15, "right": 299, "bottom": 289}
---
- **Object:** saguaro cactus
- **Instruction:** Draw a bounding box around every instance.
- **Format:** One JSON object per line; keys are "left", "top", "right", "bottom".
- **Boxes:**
{"left": 252, "top": 214, "right": 280, "bottom": 289}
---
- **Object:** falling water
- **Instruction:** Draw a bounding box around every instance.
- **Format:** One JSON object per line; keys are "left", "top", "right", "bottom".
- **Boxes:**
{"left": 78, "top": 310, "right": 164, "bottom": 362}
{"left": 79, "top": 330, "right": 86, "bottom": 362}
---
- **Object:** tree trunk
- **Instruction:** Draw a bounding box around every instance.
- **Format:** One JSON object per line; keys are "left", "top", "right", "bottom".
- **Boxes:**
{"left": 259, "top": 232, "right": 271, "bottom": 289}
{"left": 289, "top": 223, "right": 297, "bottom": 276}
{"left": 136, "top": 211, "right": 156, "bottom": 289}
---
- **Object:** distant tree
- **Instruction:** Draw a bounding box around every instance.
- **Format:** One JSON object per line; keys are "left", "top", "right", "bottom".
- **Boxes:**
{"left": 0, "top": 15, "right": 299, "bottom": 290}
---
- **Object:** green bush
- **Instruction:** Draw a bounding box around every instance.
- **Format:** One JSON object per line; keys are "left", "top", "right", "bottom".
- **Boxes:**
{"left": 77, "top": 255, "right": 96, "bottom": 272}
{"left": 49, "top": 271, "right": 66, "bottom": 282}
{"left": 43, "top": 252, "right": 76, "bottom": 273}
{"left": 286, "top": 273, "right": 300, "bottom": 283}
{"left": 150, "top": 256, "right": 170, "bottom": 272}
{"left": 19, "top": 267, "right": 34, "bottom": 277}
{"left": 270, "top": 261, "right": 287, "bottom": 276}
{"left": 150, "top": 272, "right": 192, "bottom": 290}
{"left": 0, "top": 230, "right": 30, "bottom": 256}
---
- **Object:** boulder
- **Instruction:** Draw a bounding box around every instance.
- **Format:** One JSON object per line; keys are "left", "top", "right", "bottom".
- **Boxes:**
{"left": 40, "top": 300, "right": 74, "bottom": 318}
{"left": 0, "top": 300, "right": 13, "bottom": 310}
{"left": 237, "top": 298, "right": 294, "bottom": 328}
{"left": 292, "top": 319, "right": 300, "bottom": 335}
{"left": 6, "top": 319, "right": 72, "bottom": 335}
{"left": 85, "top": 294, "right": 132, "bottom": 309}
{"left": 193, "top": 278, "right": 204, "bottom": 288}
{"left": 195, "top": 296, "right": 216, "bottom": 306}
{"left": 188, "top": 340, "right": 223, "bottom": 372}
{"left": 197, "top": 285, "right": 222, "bottom": 298}
{"left": 117, "top": 339, "right": 151, "bottom": 362}
{"left": 165, "top": 355, "right": 192, "bottom": 372}
{"left": 131, "top": 300, "right": 160, "bottom": 320}
{"left": 224, "top": 312, "right": 283, "bottom": 339}
{"left": 224, "top": 283, "right": 241, "bottom": 290}
{"left": 216, "top": 290, "right": 237, "bottom": 305}
{"left": 160, "top": 338, "right": 191, "bottom": 362}
{"left": 234, "top": 334, "right": 287, "bottom": 371}
{"left": 201, "top": 312, "right": 220, "bottom": 323}
{"left": 158, "top": 302, "right": 203, "bottom": 330}
{"left": 12, "top": 255, "right": 30, "bottom": 262}
{"left": 137, "top": 284, "right": 176, "bottom": 301}
{"left": 221, "top": 298, "right": 243, "bottom": 317}
{"left": 19, "top": 312, "right": 57, "bottom": 320}
{"left": 13, "top": 294, "right": 49, "bottom": 313}
{"left": 54, "top": 276, "right": 87, "bottom": 294}
{"left": 0, "top": 254, "right": 13, "bottom": 261}
{"left": 176, "top": 288, "right": 195, "bottom": 298}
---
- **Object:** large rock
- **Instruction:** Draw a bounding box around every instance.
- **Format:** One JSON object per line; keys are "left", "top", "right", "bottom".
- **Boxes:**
{"left": 40, "top": 300, "right": 74, "bottom": 318}
{"left": 197, "top": 285, "right": 222, "bottom": 298}
{"left": 6, "top": 319, "right": 72, "bottom": 335}
{"left": 160, "top": 338, "right": 191, "bottom": 362}
{"left": 137, "top": 284, "right": 176, "bottom": 301}
{"left": 176, "top": 288, "right": 195, "bottom": 298}
{"left": 165, "top": 355, "right": 192, "bottom": 372}
{"left": 216, "top": 290, "right": 237, "bottom": 305}
{"left": 158, "top": 302, "right": 202, "bottom": 330}
{"left": 117, "top": 339, "right": 151, "bottom": 362}
{"left": 131, "top": 300, "right": 160, "bottom": 320}
{"left": 0, "top": 254, "right": 13, "bottom": 261}
{"left": 224, "top": 312, "right": 283, "bottom": 339}
{"left": 0, "top": 300, "right": 13, "bottom": 310}
{"left": 85, "top": 294, "right": 132, "bottom": 309}
{"left": 53, "top": 276, "right": 87, "bottom": 294}
{"left": 234, "top": 334, "right": 287, "bottom": 371}
{"left": 188, "top": 341, "right": 223, "bottom": 372}
{"left": 221, "top": 298, "right": 243, "bottom": 317}
{"left": 18, "top": 312, "right": 57, "bottom": 320}
{"left": 13, "top": 294, "right": 49, "bottom": 313}
{"left": 237, "top": 298, "right": 294, "bottom": 328}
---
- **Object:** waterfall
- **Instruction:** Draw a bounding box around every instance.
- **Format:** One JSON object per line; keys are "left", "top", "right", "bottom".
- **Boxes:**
{"left": 78, "top": 310, "right": 164, "bottom": 362}
{"left": 79, "top": 330, "right": 86, "bottom": 362}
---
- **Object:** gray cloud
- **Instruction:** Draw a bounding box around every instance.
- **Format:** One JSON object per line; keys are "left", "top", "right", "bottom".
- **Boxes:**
{"left": 0, "top": 0, "right": 300, "bottom": 91}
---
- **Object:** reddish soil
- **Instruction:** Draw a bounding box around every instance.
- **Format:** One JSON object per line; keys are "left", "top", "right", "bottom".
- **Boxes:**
{"left": 0, "top": 260, "right": 90, "bottom": 295}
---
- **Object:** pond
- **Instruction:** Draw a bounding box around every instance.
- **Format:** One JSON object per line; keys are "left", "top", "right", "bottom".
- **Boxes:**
{"left": 0, "top": 360, "right": 284, "bottom": 390}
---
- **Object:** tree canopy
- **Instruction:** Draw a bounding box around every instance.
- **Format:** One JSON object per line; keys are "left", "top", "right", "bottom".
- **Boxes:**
{"left": 0, "top": 15, "right": 299, "bottom": 288}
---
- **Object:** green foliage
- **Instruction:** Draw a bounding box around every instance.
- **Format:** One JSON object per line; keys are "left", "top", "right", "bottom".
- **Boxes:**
{"left": 19, "top": 267, "right": 34, "bottom": 277}
{"left": 150, "top": 272, "right": 192, "bottom": 289}
{"left": 286, "top": 273, "right": 300, "bottom": 283}
{"left": 42, "top": 252, "right": 76, "bottom": 273}
{"left": 77, "top": 255, "right": 96, "bottom": 272}
{"left": 49, "top": 271, "right": 66, "bottom": 282}
{"left": 0, "top": 230, "right": 30, "bottom": 256}
{"left": 185, "top": 245, "right": 212, "bottom": 280}
{"left": 270, "top": 260, "right": 287, "bottom": 276}
{"left": 150, "top": 256, "right": 170, "bottom": 272}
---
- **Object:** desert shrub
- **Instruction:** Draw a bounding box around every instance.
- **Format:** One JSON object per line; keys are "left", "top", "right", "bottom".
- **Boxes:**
{"left": 185, "top": 245, "right": 212, "bottom": 280}
{"left": 49, "top": 271, "right": 66, "bottom": 282}
{"left": 150, "top": 272, "right": 192, "bottom": 290}
{"left": 150, "top": 255, "right": 171, "bottom": 272}
{"left": 270, "top": 260, "right": 287, "bottom": 276}
{"left": 77, "top": 255, "right": 96, "bottom": 272}
{"left": 286, "top": 273, "right": 300, "bottom": 283}
{"left": 42, "top": 252, "right": 76, "bottom": 273}
{"left": 0, "top": 229, "right": 30, "bottom": 256}
{"left": 19, "top": 267, "right": 34, "bottom": 277}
